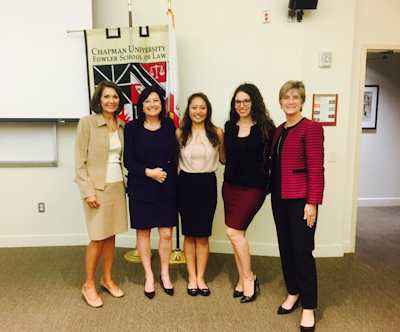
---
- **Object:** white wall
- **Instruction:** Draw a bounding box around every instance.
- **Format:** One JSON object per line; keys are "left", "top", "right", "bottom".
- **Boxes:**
{"left": 90, "top": 0, "right": 358, "bottom": 257}
{"left": 358, "top": 53, "right": 400, "bottom": 206}
{"left": 1, "top": 0, "right": 400, "bottom": 256}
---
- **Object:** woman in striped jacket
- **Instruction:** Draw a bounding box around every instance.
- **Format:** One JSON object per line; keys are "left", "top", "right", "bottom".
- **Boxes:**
{"left": 269, "top": 81, "right": 324, "bottom": 332}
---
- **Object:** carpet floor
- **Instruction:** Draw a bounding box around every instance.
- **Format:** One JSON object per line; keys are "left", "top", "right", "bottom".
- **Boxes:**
{"left": 0, "top": 207, "right": 399, "bottom": 331}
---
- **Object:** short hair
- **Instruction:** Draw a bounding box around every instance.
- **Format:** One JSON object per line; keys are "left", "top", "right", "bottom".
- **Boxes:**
{"left": 136, "top": 86, "right": 167, "bottom": 125}
{"left": 90, "top": 81, "right": 124, "bottom": 114}
{"left": 279, "top": 80, "right": 306, "bottom": 104}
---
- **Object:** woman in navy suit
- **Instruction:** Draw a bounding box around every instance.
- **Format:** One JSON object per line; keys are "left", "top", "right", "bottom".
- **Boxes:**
{"left": 269, "top": 81, "right": 324, "bottom": 332}
{"left": 124, "top": 86, "right": 177, "bottom": 299}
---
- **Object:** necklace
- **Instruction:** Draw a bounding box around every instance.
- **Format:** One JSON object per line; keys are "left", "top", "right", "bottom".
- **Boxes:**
{"left": 144, "top": 121, "right": 161, "bottom": 130}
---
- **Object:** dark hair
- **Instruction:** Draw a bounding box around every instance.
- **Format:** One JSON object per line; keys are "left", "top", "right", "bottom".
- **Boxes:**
{"left": 90, "top": 81, "right": 124, "bottom": 114}
{"left": 136, "top": 86, "right": 167, "bottom": 125}
{"left": 180, "top": 93, "right": 219, "bottom": 147}
{"left": 227, "top": 83, "right": 275, "bottom": 167}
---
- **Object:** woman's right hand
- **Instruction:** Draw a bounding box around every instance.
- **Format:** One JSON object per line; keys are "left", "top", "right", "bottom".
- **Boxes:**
{"left": 145, "top": 167, "right": 167, "bottom": 183}
{"left": 85, "top": 195, "right": 100, "bottom": 208}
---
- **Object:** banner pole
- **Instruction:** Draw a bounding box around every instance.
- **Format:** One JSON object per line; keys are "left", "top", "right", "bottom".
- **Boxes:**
{"left": 128, "top": 0, "right": 133, "bottom": 28}
{"left": 168, "top": 0, "right": 171, "bottom": 11}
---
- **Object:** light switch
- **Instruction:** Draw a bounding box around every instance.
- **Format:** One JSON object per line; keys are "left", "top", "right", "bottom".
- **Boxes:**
{"left": 329, "top": 150, "right": 337, "bottom": 162}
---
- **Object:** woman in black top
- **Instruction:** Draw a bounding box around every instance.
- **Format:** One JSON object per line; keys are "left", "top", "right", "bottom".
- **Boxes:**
{"left": 223, "top": 83, "right": 275, "bottom": 303}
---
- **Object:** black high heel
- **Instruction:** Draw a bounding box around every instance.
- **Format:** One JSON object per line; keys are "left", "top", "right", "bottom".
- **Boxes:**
{"left": 277, "top": 297, "right": 300, "bottom": 314}
{"left": 160, "top": 276, "right": 174, "bottom": 296}
{"left": 240, "top": 275, "right": 259, "bottom": 303}
{"left": 300, "top": 311, "right": 315, "bottom": 332}
{"left": 233, "top": 279, "right": 244, "bottom": 298}
{"left": 144, "top": 280, "right": 155, "bottom": 300}
{"left": 300, "top": 325, "right": 315, "bottom": 332}
{"left": 144, "top": 290, "right": 155, "bottom": 299}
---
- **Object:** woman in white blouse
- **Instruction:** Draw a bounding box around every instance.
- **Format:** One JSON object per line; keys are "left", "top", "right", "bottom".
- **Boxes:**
{"left": 75, "top": 81, "right": 128, "bottom": 307}
{"left": 176, "top": 93, "right": 225, "bottom": 296}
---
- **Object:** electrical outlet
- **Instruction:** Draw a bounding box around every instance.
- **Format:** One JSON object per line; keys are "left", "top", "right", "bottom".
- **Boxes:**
{"left": 38, "top": 203, "right": 45, "bottom": 213}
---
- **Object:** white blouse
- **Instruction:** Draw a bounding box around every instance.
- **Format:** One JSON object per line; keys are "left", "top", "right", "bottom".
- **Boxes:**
{"left": 106, "top": 130, "right": 123, "bottom": 183}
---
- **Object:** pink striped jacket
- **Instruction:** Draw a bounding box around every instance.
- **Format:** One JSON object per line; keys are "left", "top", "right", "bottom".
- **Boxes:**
{"left": 269, "top": 118, "right": 324, "bottom": 205}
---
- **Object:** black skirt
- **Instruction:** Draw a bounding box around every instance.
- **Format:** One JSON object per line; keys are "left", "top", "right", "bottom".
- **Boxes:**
{"left": 177, "top": 171, "right": 217, "bottom": 237}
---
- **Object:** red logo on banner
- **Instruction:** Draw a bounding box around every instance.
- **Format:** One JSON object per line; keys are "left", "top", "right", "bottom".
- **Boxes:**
{"left": 143, "top": 63, "right": 166, "bottom": 83}
{"left": 131, "top": 84, "right": 143, "bottom": 105}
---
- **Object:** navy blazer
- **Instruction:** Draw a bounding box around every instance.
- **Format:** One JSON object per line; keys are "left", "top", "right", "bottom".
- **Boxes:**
{"left": 123, "top": 118, "right": 177, "bottom": 203}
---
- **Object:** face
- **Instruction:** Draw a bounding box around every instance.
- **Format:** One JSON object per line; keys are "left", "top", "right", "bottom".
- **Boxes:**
{"left": 280, "top": 88, "right": 304, "bottom": 116}
{"left": 143, "top": 92, "right": 162, "bottom": 119}
{"left": 100, "top": 87, "right": 120, "bottom": 114}
{"left": 234, "top": 91, "right": 252, "bottom": 119}
{"left": 188, "top": 97, "right": 207, "bottom": 124}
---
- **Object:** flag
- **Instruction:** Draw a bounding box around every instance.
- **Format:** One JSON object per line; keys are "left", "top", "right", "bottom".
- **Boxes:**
{"left": 166, "top": 11, "right": 180, "bottom": 128}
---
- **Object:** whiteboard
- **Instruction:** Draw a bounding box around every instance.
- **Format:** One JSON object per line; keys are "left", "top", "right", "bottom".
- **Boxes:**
{"left": 0, "top": 123, "right": 57, "bottom": 166}
{"left": 0, "top": 0, "right": 92, "bottom": 121}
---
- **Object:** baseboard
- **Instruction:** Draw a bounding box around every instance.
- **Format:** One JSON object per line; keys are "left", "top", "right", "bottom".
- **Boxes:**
{"left": 357, "top": 197, "right": 400, "bottom": 207}
{"left": 208, "top": 239, "right": 281, "bottom": 257}
{"left": 0, "top": 234, "right": 346, "bottom": 257}
{"left": 341, "top": 240, "right": 354, "bottom": 254}
{"left": 0, "top": 234, "right": 90, "bottom": 247}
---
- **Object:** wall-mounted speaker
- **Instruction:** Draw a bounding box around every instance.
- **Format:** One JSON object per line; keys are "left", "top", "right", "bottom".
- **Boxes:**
{"left": 289, "top": 0, "right": 318, "bottom": 10}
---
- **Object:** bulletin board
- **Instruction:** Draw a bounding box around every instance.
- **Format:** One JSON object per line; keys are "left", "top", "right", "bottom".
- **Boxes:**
{"left": 312, "top": 94, "right": 338, "bottom": 126}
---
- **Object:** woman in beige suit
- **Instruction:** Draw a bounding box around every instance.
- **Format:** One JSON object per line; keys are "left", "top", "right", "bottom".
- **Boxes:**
{"left": 75, "top": 81, "right": 128, "bottom": 307}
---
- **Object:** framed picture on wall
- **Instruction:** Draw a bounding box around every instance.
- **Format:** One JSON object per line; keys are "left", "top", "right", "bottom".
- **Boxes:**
{"left": 363, "top": 85, "right": 379, "bottom": 129}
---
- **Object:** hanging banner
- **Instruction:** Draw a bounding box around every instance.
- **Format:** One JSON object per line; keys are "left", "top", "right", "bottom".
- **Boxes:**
{"left": 84, "top": 26, "right": 169, "bottom": 123}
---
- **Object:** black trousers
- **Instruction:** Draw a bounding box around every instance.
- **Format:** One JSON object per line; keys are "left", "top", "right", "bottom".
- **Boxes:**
{"left": 271, "top": 196, "right": 318, "bottom": 309}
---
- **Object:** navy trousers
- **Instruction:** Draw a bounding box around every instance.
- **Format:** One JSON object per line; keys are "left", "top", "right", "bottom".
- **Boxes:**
{"left": 271, "top": 197, "right": 318, "bottom": 309}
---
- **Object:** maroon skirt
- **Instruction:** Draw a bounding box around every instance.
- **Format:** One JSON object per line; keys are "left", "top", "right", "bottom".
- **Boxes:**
{"left": 222, "top": 182, "right": 267, "bottom": 230}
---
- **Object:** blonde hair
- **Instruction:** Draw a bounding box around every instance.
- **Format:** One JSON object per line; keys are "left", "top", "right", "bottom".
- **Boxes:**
{"left": 279, "top": 80, "right": 306, "bottom": 103}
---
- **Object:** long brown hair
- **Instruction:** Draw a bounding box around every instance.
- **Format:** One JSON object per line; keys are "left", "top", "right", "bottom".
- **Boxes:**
{"left": 180, "top": 93, "right": 219, "bottom": 147}
{"left": 227, "top": 83, "right": 275, "bottom": 167}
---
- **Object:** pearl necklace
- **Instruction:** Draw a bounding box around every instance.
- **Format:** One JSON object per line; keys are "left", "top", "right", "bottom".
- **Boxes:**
{"left": 144, "top": 121, "right": 161, "bottom": 130}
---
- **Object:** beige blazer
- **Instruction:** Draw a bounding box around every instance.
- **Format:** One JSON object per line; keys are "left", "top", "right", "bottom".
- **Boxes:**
{"left": 75, "top": 113, "right": 126, "bottom": 199}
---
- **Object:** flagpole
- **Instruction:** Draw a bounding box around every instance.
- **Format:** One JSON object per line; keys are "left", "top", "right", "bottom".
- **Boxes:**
{"left": 167, "top": 2, "right": 185, "bottom": 265}
{"left": 124, "top": 0, "right": 145, "bottom": 264}
{"left": 128, "top": 0, "right": 133, "bottom": 28}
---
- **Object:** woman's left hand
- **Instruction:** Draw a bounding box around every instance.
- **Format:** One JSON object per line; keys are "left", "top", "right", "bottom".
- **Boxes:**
{"left": 303, "top": 203, "right": 317, "bottom": 228}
